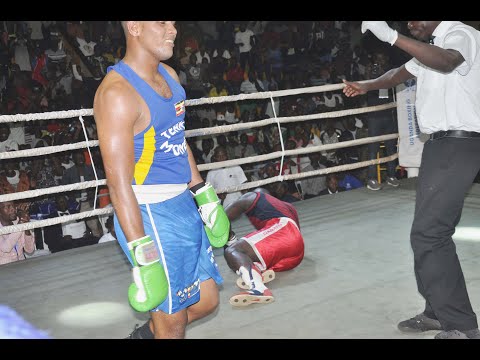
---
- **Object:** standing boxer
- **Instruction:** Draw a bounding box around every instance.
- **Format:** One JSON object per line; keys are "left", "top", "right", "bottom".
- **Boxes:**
{"left": 94, "top": 21, "right": 229, "bottom": 339}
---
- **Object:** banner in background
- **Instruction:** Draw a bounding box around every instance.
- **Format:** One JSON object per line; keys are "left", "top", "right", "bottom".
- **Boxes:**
{"left": 396, "top": 79, "right": 428, "bottom": 169}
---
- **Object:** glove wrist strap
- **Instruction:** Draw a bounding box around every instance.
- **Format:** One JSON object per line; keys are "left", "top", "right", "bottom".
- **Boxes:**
{"left": 190, "top": 181, "right": 206, "bottom": 194}
{"left": 193, "top": 183, "right": 220, "bottom": 205}
{"left": 128, "top": 236, "right": 159, "bottom": 267}
{"left": 127, "top": 235, "right": 150, "bottom": 250}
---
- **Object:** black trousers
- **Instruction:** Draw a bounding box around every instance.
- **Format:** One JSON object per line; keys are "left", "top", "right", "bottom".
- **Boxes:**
{"left": 411, "top": 136, "right": 480, "bottom": 331}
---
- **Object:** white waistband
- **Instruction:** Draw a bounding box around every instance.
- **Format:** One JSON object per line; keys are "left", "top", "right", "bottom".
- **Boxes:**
{"left": 132, "top": 184, "right": 188, "bottom": 205}
{"left": 279, "top": 217, "right": 300, "bottom": 230}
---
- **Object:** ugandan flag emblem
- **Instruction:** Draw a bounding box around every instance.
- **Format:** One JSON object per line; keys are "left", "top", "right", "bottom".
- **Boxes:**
{"left": 175, "top": 100, "right": 185, "bottom": 117}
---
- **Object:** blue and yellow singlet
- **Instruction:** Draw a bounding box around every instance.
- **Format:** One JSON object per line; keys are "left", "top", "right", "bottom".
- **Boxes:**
{"left": 107, "top": 61, "right": 191, "bottom": 185}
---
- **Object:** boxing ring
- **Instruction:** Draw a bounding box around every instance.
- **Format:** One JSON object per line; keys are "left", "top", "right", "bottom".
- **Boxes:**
{"left": 1, "top": 83, "right": 479, "bottom": 339}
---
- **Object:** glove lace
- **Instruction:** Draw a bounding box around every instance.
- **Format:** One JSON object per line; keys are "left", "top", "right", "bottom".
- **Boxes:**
{"left": 198, "top": 201, "right": 219, "bottom": 228}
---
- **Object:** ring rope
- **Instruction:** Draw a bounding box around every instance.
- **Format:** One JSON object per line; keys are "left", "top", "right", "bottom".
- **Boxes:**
{"left": 197, "top": 133, "right": 399, "bottom": 172}
{"left": 0, "top": 108, "right": 94, "bottom": 123}
{"left": 183, "top": 83, "right": 356, "bottom": 106}
{"left": 185, "top": 103, "right": 397, "bottom": 138}
{"left": 0, "top": 208, "right": 113, "bottom": 236}
{"left": 79, "top": 115, "right": 100, "bottom": 210}
{"left": 216, "top": 153, "right": 399, "bottom": 194}
{"left": 269, "top": 92, "right": 286, "bottom": 181}
{"left": 0, "top": 180, "right": 106, "bottom": 203}
{"left": 0, "top": 141, "right": 99, "bottom": 160}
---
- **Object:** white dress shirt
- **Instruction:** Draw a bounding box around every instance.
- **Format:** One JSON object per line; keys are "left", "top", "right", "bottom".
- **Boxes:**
{"left": 405, "top": 21, "right": 480, "bottom": 134}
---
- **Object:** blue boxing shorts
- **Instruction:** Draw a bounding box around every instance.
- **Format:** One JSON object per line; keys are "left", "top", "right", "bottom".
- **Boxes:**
{"left": 114, "top": 188, "right": 223, "bottom": 314}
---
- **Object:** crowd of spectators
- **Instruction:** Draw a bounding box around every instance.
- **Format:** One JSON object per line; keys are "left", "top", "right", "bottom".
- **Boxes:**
{"left": 0, "top": 21, "right": 412, "bottom": 263}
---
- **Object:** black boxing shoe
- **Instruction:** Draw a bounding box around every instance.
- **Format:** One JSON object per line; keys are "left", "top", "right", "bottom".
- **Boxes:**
{"left": 125, "top": 320, "right": 154, "bottom": 339}
{"left": 397, "top": 313, "right": 443, "bottom": 333}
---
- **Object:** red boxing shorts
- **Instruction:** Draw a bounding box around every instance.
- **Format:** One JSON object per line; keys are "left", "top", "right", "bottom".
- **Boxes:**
{"left": 242, "top": 217, "right": 304, "bottom": 272}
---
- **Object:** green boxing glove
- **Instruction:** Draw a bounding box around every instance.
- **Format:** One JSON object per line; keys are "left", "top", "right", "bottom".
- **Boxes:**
{"left": 191, "top": 182, "right": 230, "bottom": 248}
{"left": 127, "top": 235, "right": 168, "bottom": 312}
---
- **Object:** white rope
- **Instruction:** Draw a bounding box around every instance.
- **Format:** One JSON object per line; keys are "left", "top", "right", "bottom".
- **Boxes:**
{"left": 0, "top": 208, "right": 113, "bottom": 236}
{"left": 185, "top": 103, "right": 396, "bottom": 138}
{"left": 268, "top": 91, "right": 286, "bottom": 181}
{"left": 0, "top": 141, "right": 99, "bottom": 160}
{"left": 0, "top": 180, "right": 106, "bottom": 203}
{"left": 198, "top": 133, "right": 399, "bottom": 172}
{"left": 181, "top": 83, "right": 349, "bottom": 106}
{"left": 79, "top": 115, "right": 99, "bottom": 210}
{"left": 215, "top": 153, "right": 399, "bottom": 194}
{"left": 0, "top": 108, "right": 94, "bottom": 123}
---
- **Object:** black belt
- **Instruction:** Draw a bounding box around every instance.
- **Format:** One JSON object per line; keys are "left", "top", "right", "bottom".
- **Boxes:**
{"left": 429, "top": 130, "right": 480, "bottom": 140}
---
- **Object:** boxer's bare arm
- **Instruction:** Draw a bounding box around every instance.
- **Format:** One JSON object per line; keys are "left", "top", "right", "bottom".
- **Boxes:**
{"left": 94, "top": 74, "right": 145, "bottom": 242}
{"left": 186, "top": 143, "right": 204, "bottom": 188}
{"left": 224, "top": 192, "right": 257, "bottom": 221}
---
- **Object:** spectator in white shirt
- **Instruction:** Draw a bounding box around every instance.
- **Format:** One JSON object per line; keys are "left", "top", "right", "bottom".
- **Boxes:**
{"left": 76, "top": 33, "right": 96, "bottom": 58}
{"left": 240, "top": 71, "right": 264, "bottom": 94}
{"left": 206, "top": 146, "right": 247, "bottom": 208}
{"left": 98, "top": 216, "right": 116, "bottom": 243}
{"left": 235, "top": 22, "right": 256, "bottom": 70}
{"left": 0, "top": 124, "right": 19, "bottom": 153}
{"left": 194, "top": 44, "right": 211, "bottom": 64}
